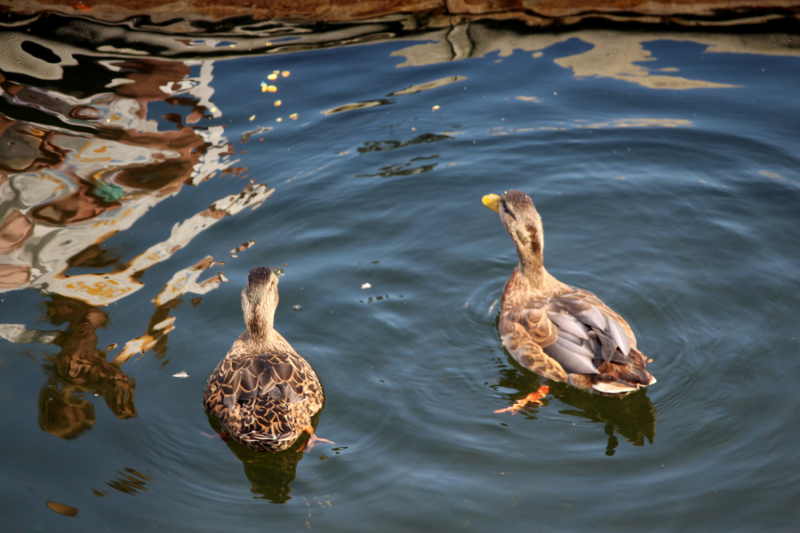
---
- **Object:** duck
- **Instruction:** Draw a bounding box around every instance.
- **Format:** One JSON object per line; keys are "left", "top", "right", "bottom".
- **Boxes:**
{"left": 204, "top": 266, "right": 330, "bottom": 452}
{"left": 482, "top": 190, "right": 656, "bottom": 403}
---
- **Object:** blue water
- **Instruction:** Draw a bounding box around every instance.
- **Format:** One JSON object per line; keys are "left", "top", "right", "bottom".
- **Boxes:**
{"left": 1, "top": 18, "right": 799, "bottom": 532}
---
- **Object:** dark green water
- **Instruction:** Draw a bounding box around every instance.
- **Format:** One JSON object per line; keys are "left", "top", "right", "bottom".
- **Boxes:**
{"left": 1, "top": 15, "right": 799, "bottom": 532}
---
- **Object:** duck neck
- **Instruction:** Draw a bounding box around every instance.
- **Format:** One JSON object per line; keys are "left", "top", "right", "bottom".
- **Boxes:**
{"left": 244, "top": 298, "right": 277, "bottom": 345}
{"left": 516, "top": 243, "right": 545, "bottom": 289}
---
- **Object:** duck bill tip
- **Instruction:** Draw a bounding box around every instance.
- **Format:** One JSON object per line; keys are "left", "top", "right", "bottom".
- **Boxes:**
{"left": 482, "top": 194, "right": 501, "bottom": 213}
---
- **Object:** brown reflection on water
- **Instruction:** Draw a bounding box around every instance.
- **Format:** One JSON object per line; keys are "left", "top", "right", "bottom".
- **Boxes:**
{"left": 206, "top": 413, "right": 318, "bottom": 504}
{"left": 0, "top": 53, "right": 272, "bottom": 437}
{"left": 37, "top": 295, "right": 135, "bottom": 439}
{"left": 493, "top": 355, "right": 656, "bottom": 454}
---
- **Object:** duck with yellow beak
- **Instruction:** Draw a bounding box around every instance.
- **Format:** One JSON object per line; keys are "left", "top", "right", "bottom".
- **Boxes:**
{"left": 482, "top": 191, "right": 655, "bottom": 407}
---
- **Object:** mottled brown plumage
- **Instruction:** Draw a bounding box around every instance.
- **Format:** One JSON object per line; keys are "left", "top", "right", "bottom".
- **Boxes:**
{"left": 204, "top": 267, "right": 325, "bottom": 451}
{"left": 483, "top": 190, "right": 656, "bottom": 396}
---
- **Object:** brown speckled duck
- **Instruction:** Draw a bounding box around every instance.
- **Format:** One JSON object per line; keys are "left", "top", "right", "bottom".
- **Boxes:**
{"left": 483, "top": 191, "right": 656, "bottom": 404}
{"left": 204, "top": 266, "right": 329, "bottom": 452}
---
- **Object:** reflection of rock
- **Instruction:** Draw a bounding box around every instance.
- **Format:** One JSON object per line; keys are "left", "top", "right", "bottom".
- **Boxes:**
{"left": 0, "top": 48, "right": 279, "bottom": 442}
{"left": 0, "top": 0, "right": 797, "bottom": 27}
{"left": 0, "top": 210, "right": 33, "bottom": 254}
{"left": 206, "top": 414, "right": 313, "bottom": 504}
{"left": 493, "top": 354, "right": 656, "bottom": 452}
{"left": 0, "top": 53, "right": 275, "bottom": 309}
{"left": 392, "top": 24, "right": 800, "bottom": 90}
{"left": 553, "top": 30, "right": 738, "bottom": 90}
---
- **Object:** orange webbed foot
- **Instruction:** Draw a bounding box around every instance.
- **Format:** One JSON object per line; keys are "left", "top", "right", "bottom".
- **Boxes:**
{"left": 494, "top": 386, "right": 549, "bottom": 414}
{"left": 298, "top": 426, "right": 334, "bottom": 453}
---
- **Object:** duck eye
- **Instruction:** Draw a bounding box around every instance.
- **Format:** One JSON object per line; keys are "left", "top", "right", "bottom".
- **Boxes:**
{"left": 502, "top": 200, "right": 516, "bottom": 219}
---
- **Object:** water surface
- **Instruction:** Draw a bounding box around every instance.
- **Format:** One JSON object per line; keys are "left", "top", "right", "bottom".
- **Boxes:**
{"left": 1, "top": 17, "right": 799, "bottom": 532}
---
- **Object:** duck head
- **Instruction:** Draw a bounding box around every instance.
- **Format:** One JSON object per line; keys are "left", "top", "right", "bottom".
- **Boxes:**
{"left": 483, "top": 190, "right": 545, "bottom": 278}
{"left": 242, "top": 266, "right": 279, "bottom": 341}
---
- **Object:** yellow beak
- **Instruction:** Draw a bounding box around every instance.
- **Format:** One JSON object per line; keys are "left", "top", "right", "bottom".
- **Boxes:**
{"left": 482, "top": 194, "right": 501, "bottom": 213}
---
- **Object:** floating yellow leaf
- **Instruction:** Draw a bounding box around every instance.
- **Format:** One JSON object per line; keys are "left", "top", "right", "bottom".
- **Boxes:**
{"left": 274, "top": 100, "right": 282, "bottom": 107}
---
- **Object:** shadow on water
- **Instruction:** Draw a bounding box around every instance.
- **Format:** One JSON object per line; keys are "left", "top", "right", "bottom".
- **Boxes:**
{"left": 492, "top": 352, "right": 657, "bottom": 454}
{"left": 206, "top": 413, "right": 324, "bottom": 504}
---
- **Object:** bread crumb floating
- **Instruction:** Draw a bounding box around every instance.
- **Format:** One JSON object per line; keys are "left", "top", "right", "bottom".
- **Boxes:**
{"left": 46, "top": 501, "right": 78, "bottom": 517}
{"left": 173, "top": 371, "right": 189, "bottom": 378}
{"left": 361, "top": 283, "right": 371, "bottom": 289}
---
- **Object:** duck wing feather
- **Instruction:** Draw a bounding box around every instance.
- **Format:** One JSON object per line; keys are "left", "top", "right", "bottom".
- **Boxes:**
{"left": 502, "top": 288, "right": 637, "bottom": 376}
{"left": 215, "top": 352, "right": 308, "bottom": 409}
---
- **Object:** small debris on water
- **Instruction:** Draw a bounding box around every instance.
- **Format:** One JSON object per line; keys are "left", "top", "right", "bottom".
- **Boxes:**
{"left": 230, "top": 241, "right": 256, "bottom": 254}
{"left": 46, "top": 501, "right": 78, "bottom": 517}
{"left": 432, "top": 105, "right": 440, "bottom": 111}
{"left": 268, "top": 73, "right": 278, "bottom": 80}
{"left": 249, "top": 115, "right": 255, "bottom": 121}
{"left": 293, "top": 305, "right": 302, "bottom": 310}
{"left": 172, "top": 371, "right": 189, "bottom": 378}
{"left": 282, "top": 71, "right": 290, "bottom": 77}
{"left": 275, "top": 100, "right": 282, "bottom": 107}
{"left": 361, "top": 283, "right": 371, "bottom": 289}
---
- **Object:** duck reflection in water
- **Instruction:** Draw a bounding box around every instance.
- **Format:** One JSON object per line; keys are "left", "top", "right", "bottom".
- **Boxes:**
{"left": 37, "top": 295, "right": 136, "bottom": 439}
{"left": 206, "top": 412, "right": 319, "bottom": 504}
{"left": 492, "top": 359, "right": 656, "bottom": 455}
